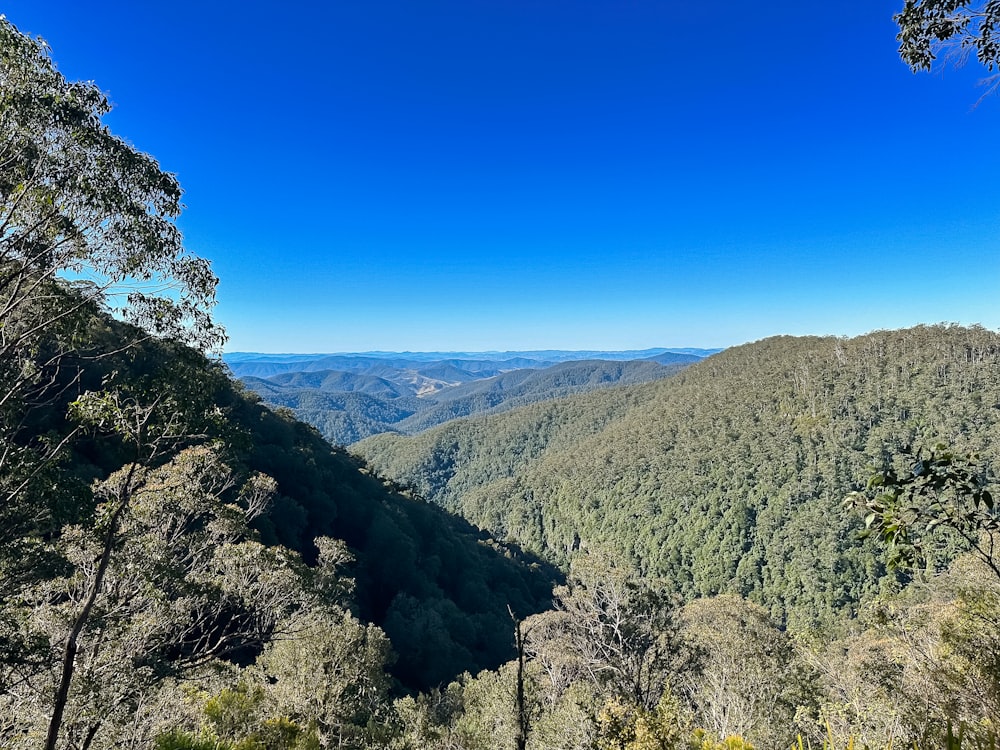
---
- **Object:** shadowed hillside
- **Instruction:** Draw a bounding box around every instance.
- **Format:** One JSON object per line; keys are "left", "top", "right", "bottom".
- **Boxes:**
{"left": 12, "top": 315, "right": 560, "bottom": 692}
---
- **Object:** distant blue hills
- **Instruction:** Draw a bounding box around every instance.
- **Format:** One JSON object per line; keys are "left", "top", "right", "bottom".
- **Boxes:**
{"left": 224, "top": 347, "right": 723, "bottom": 445}
{"left": 224, "top": 347, "right": 722, "bottom": 369}
{"left": 224, "top": 347, "right": 722, "bottom": 362}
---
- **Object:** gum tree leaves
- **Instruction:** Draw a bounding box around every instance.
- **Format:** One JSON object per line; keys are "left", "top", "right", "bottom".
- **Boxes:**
{"left": 848, "top": 444, "right": 999, "bottom": 579}
{"left": 0, "top": 18, "right": 222, "bottom": 352}
{"left": 896, "top": 1, "right": 1000, "bottom": 93}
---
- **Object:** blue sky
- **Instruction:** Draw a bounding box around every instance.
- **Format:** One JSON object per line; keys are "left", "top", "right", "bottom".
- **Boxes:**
{"left": 7, "top": 1, "right": 1000, "bottom": 352}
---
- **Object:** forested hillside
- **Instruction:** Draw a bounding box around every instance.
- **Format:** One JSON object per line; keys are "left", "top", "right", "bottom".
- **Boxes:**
{"left": 395, "top": 359, "right": 682, "bottom": 433}
{"left": 207, "top": 365, "right": 560, "bottom": 689}
{"left": 2, "top": 316, "right": 559, "bottom": 693}
{"left": 355, "top": 325, "right": 1000, "bottom": 625}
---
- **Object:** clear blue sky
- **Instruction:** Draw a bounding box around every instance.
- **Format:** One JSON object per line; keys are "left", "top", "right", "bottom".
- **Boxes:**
{"left": 6, "top": 1, "right": 1000, "bottom": 352}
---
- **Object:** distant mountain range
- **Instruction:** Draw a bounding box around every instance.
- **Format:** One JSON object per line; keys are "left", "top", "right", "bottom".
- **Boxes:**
{"left": 225, "top": 348, "right": 719, "bottom": 444}
{"left": 225, "top": 347, "right": 721, "bottom": 365}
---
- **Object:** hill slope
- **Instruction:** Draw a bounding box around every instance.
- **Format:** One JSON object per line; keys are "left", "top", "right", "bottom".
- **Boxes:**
{"left": 15, "top": 317, "right": 559, "bottom": 692}
{"left": 395, "top": 358, "right": 688, "bottom": 433}
{"left": 354, "top": 325, "right": 1000, "bottom": 626}
{"left": 240, "top": 357, "right": 692, "bottom": 444}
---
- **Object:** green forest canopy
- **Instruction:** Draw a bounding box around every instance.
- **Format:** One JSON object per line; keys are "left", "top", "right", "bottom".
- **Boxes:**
{"left": 355, "top": 325, "right": 1000, "bottom": 627}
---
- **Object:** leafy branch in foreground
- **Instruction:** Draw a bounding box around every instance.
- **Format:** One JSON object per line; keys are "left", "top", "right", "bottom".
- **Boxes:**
{"left": 847, "top": 444, "right": 999, "bottom": 579}
{"left": 896, "top": 1, "right": 1000, "bottom": 98}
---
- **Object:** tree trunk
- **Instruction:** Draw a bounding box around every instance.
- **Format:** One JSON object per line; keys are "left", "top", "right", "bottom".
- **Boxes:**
{"left": 44, "top": 467, "right": 135, "bottom": 750}
{"left": 510, "top": 605, "right": 528, "bottom": 750}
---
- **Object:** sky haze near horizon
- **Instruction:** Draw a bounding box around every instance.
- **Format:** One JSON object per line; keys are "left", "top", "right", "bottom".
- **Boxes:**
{"left": 5, "top": 1, "right": 1000, "bottom": 352}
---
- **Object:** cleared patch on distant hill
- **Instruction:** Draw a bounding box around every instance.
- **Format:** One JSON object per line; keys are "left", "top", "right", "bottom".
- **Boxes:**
{"left": 397, "top": 359, "right": 688, "bottom": 433}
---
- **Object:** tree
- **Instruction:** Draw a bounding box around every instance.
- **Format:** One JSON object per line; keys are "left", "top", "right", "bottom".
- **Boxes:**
{"left": 0, "top": 13, "right": 222, "bottom": 599}
{"left": 0, "top": 446, "right": 315, "bottom": 750}
{"left": 0, "top": 18, "right": 221, "bottom": 351}
{"left": 594, "top": 692, "right": 689, "bottom": 750}
{"left": 896, "top": 1, "right": 1000, "bottom": 86}
{"left": 845, "top": 446, "right": 1000, "bottom": 744}
{"left": 0, "top": 18, "right": 230, "bottom": 743}
{"left": 254, "top": 608, "right": 396, "bottom": 749}
{"left": 679, "top": 595, "right": 815, "bottom": 749}
{"left": 0, "top": 16, "right": 225, "bottom": 680}
{"left": 524, "top": 551, "right": 695, "bottom": 712}
{"left": 801, "top": 556, "right": 1000, "bottom": 748}
{"left": 509, "top": 607, "right": 530, "bottom": 750}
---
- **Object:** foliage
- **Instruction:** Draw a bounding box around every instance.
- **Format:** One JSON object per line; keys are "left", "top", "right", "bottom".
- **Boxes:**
{"left": 252, "top": 608, "right": 395, "bottom": 747}
{"left": 219, "top": 376, "right": 560, "bottom": 690}
{"left": 596, "top": 693, "right": 688, "bottom": 750}
{"left": 0, "top": 18, "right": 560, "bottom": 749}
{"left": 155, "top": 683, "right": 321, "bottom": 750}
{"left": 896, "top": 0, "right": 1000, "bottom": 76}
{"left": 0, "top": 17, "right": 222, "bottom": 349}
{"left": 0, "top": 14, "right": 223, "bottom": 678}
{"left": 0, "top": 17, "right": 231, "bottom": 748}
{"left": 0, "top": 447, "right": 311, "bottom": 748}
{"left": 843, "top": 440, "right": 1000, "bottom": 747}
{"left": 848, "top": 444, "right": 998, "bottom": 578}
{"left": 525, "top": 552, "right": 695, "bottom": 712}
{"left": 799, "top": 555, "right": 1000, "bottom": 749}
{"left": 678, "top": 596, "right": 816, "bottom": 749}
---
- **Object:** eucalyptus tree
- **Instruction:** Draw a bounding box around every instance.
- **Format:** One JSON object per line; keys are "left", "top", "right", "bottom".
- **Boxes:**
{"left": 525, "top": 552, "right": 695, "bottom": 713}
{"left": 255, "top": 608, "right": 396, "bottom": 749}
{"left": 896, "top": 0, "right": 1000, "bottom": 75}
{"left": 896, "top": 0, "right": 1000, "bottom": 101}
{"left": 0, "top": 14, "right": 223, "bottom": 598}
{"left": 679, "top": 595, "right": 814, "bottom": 749}
{"left": 0, "top": 18, "right": 221, "bottom": 349}
{"left": 0, "top": 446, "right": 314, "bottom": 750}
{"left": 0, "top": 16, "right": 239, "bottom": 749}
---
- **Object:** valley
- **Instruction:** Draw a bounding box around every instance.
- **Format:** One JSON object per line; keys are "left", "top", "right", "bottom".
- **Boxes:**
{"left": 228, "top": 349, "right": 714, "bottom": 444}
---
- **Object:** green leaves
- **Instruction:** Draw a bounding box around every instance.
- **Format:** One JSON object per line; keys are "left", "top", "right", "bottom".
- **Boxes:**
{"left": 0, "top": 17, "right": 226, "bottom": 675}
{"left": 895, "top": 0, "right": 1000, "bottom": 98}
{"left": 0, "top": 17, "right": 222, "bottom": 352}
{"left": 848, "top": 444, "right": 1000, "bottom": 578}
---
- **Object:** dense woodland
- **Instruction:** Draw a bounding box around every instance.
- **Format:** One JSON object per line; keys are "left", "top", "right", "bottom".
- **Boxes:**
{"left": 355, "top": 325, "right": 1000, "bottom": 625}
{"left": 3, "top": 8, "right": 1000, "bottom": 750}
